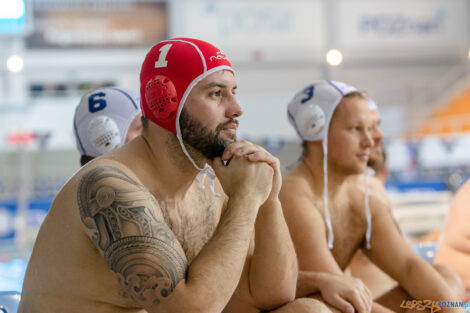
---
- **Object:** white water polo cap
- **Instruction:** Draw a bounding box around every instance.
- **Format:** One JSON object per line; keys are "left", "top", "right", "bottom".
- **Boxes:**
{"left": 287, "top": 80, "right": 358, "bottom": 142}
{"left": 366, "top": 96, "right": 378, "bottom": 111}
{"left": 73, "top": 87, "right": 141, "bottom": 157}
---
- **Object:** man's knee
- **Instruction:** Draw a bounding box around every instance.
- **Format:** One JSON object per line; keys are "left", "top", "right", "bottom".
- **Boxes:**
{"left": 433, "top": 263, "right": 465, "bottom": 299}
{"left": 271, "top": 298, "right": 332, "bottom": 313}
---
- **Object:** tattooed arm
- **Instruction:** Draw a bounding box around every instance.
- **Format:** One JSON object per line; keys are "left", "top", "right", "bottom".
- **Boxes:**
{"left": 78, "top": 165, "right": 268, "bottom": 313}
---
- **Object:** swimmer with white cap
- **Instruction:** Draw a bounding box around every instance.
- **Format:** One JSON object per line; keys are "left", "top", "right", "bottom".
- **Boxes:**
{"left": 20, "top": 38, "right": 313, "bottom": 313}
{"left": 73, "top": 86, "right": 143, "bottom": 166}
{"left": 280, "top": 80, "right": 464, "bottom": 313}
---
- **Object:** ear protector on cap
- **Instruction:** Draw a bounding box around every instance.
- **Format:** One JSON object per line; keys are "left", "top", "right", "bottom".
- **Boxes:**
{"left": 293, "top": 103, "right": 326, "bottom": 139}
{"left": 288, "top": 84, "right": 327, "bottom": 141}
{"left": 145, "top": 75, "right": 178, "bottom": 122}
{"left": 87, "top": 115, "right": 121, "bottom": 154}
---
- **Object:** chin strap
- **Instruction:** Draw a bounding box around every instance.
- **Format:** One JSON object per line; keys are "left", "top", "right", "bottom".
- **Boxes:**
{"left": 323, "top": 138, "right": 334, "bottom": 250}
{"left": 195, "top": 165, "right": 221, "bottom": 197}
{"left": 364, "top": 173, "right": 372, "bottom": 249}
{"left": 176, "top": 129, "right": 220, "bottom": 197}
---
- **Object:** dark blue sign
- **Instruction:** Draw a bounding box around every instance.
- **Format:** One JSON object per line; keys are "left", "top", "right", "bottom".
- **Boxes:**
{"left": 0, "top": 199, "right": 52, "bottom": 240}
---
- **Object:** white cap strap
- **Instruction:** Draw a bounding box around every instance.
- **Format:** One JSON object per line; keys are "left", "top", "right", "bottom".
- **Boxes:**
{"left": 363, "top": 173, "right": 372, "bottom": 249}
{"left": 323, "top": 138, "right": 334, "bottom": 249}
{"left": 195, "top": 165, "right": 221, "bottom": 197}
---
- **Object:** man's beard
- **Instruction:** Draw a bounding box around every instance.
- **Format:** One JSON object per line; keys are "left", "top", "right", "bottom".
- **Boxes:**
{"left": 180, "top": 110, "right": 237, "bottom": 160}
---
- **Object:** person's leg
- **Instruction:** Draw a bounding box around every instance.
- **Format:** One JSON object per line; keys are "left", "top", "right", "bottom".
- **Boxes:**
{"left": 266, "top": 298, "right": 333, "bottom": 313}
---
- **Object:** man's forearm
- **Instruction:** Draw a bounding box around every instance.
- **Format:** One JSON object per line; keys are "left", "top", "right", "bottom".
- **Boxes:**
{"left": 177, "top": 195, "right": 261, "bottom": 313}
{"left": 403, "top": 258, "right": 460, "bottom": 304}
{"left": 298, "top": 272, "right": 394, "bottom": 313}
{"left": 248, "top": 199, "right": 298, "bottom": 309}
{"left": 403, "top": 263, "right": 463, "bottom": 313}
{"left": 296, "top": 271, "right": 325, "bottom": 298}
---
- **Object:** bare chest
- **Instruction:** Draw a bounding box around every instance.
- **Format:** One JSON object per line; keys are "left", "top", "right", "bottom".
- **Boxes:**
{"left": 321, "top": 201, "right": 368, "bottom": 269}
{"left": 159, "top": 193, "right": 221, "bottom": 264}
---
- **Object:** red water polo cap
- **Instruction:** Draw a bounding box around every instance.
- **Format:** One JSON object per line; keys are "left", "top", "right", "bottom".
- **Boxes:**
{"left": 140, "top": 38, "right": 233, "bottom": 134}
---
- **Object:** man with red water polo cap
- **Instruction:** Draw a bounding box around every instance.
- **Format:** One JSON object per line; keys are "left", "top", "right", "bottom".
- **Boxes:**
{"left": 20, "top": 38, "right": 323, "bottom": 313}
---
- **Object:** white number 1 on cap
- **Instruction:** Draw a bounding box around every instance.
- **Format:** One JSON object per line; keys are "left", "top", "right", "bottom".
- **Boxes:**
{"left": 154, "top": 44, "right": 172, "bottom": 68}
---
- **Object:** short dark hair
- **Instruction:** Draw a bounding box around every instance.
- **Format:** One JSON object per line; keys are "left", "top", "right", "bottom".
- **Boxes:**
{"left": 302, "top": 141, "right": 309, "bottom": 158}
{"left": 141, "top": 115, "right": 149, "bottom": 129}
{"left": 80, "top": 155, "right": 95, "bottom": 166}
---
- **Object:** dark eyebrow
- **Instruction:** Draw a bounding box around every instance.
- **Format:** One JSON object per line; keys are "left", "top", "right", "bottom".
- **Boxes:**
{"left": 202, "top": 82, "right": 237, "bottom": 90}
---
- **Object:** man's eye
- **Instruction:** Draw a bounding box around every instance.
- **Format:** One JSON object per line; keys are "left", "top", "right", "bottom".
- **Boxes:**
{"left": 210, "top": 91, "right": 221, "bottom": 97}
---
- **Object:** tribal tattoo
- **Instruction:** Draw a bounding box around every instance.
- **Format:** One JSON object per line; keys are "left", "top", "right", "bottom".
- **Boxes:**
{"left": 77, "top": 166, "right": 187, "bottom": 307}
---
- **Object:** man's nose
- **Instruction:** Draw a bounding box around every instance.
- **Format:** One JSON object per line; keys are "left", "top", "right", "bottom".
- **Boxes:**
{"left": 373, "top": 126, "right": 384, "bottom": 141}
{"left": 226, "top": 94, "right": 243, "bottom": 118}
{"left": 363, "top": 130, "right": 374, "bottom": 148}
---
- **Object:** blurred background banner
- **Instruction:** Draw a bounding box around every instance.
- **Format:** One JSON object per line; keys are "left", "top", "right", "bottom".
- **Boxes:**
{"left": 25, "top": 0, "right": 167, "bottom": 49}
{"left": 176, "top": 0, "right": 324, "bottom": 62}
{"left": 338, "top": 0, "right": 468, "bottom": 54}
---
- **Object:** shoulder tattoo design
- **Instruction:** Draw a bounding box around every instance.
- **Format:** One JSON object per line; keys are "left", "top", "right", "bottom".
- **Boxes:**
{"left": 77, "top": 166, "right": 187, "bottom": 307}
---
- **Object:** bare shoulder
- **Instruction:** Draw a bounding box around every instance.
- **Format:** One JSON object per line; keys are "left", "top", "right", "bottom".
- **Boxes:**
{"left": 450, "top": 179, "right": 470, "bottom": 215}
{"left": 280, "top": 166, "right": 322, "bottom": 222}
{"left": 76, "top": 160, "right": 162, "bottom": 235}
{"left": 281, "top": 166, "right": 315, "bottom": 200}
{"left": 76, "top": 159, "right": 188, "bottom": 309}
{"left": 346, "top": 175, "right": 392, "bottom": 216}
{"left": 367, "top": 176, "right": 390, "bottom": 202}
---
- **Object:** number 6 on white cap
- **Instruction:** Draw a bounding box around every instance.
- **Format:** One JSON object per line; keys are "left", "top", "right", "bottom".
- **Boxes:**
{"left": 154, "top": 44, "right": 172, "bottom": 68}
